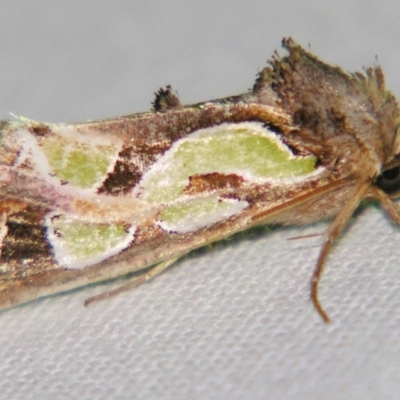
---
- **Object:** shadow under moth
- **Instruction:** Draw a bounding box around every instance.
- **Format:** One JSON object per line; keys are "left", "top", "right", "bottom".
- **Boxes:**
{"left": 1, "top": 38, "right": 400, "bottom": 322}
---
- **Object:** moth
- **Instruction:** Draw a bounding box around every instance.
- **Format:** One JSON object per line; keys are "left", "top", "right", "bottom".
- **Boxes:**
{"left": 0, "top": 38, "right": 399, "bottom": 322}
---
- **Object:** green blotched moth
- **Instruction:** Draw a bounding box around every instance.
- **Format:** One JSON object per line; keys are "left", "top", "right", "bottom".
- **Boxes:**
{"left": 1, "top": 38, "right": 400, "bottom": 322}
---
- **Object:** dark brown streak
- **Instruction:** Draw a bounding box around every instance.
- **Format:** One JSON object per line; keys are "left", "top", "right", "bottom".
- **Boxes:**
{"left": 1, "top": 208, "right": 51, "bottom": 261}
{"left": 30, "top": 124, "right": 51, "bottom": 137}
{"left": 97, "top": 159, "right": 141, "bottom": 195}
{"left": 184, "top": 173, "right": 245, "bottom": 195}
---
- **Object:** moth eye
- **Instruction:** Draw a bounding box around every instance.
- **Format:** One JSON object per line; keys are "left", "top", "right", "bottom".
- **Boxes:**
{"left": 376, "top": 166, "right": 400, "bottom": 194}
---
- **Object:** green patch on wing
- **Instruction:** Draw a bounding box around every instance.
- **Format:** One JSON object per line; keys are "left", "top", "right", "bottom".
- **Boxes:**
{"left": 140, "top": 123, "right": 317, "bottom": 203}
{"left": 57, "top": 220, "right": 127, "bottom": 259}
{"left": 160, "top": 198, "right": 228, "bottom": 222}
{"left": 42, "top": 137, "right": 115, "bottom": 188}
{"left": 48, "top": 214, "right": 135, "bottom": 269}
{"left": 159, "top": 196, "right": 248, "bottom": 233}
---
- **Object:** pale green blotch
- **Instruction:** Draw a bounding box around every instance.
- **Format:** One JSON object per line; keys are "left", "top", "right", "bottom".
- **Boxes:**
{"left": 159, "top": 196, "right": 245, "bottom": 232}
{"left": 160, "top": 198, "right": 226, "bottom": 222}
{"left": 41, "top": 137, "right": 115, "bottom": 188}
{"left": 48, "top": 214, "right": 135, "bottom": 269}
{"left": 140, "top": 123, "right": 317, "bottom": 204}
{"left": 140, "top": 122, "right": 316, "bottom": 232}
{"left": 55, "top": 217, "right": 128, "bottom": 259}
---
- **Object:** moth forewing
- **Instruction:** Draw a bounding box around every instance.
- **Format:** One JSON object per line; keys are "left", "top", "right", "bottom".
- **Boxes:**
{"left": 0, "top": 38, "right": 399, "bottom": 322}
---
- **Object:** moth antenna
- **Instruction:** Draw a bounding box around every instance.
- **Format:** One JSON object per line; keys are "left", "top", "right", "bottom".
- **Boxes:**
{"left": 84, "top": 257, "right": 180, "bottom": 306}
{"left": 287, "top": 232, "right": 322, "bottom": 241}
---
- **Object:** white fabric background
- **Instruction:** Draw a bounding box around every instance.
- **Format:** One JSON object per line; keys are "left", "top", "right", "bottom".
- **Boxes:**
{"left": 0, "top": 2, "right": 400, "bottom": 399}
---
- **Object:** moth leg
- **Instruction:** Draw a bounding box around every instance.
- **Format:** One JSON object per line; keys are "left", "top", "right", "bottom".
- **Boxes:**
{"left": 84, "top": 257, "right": 180, "bottom": 306}
{"left": 311, "top": 183, "right": 370, "bottom": 323}
{"left": 367, "top": 186, "right": 400, "bottom": 224}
